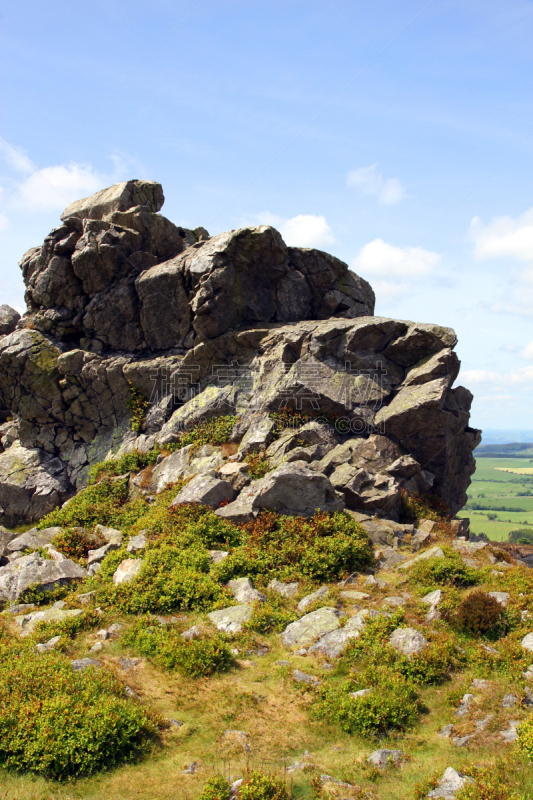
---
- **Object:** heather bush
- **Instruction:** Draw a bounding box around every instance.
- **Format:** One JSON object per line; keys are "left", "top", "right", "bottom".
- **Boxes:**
{"left": 38, "top": 476, "right": 146, "bottom": 530}
{"left": 245, "top": 451, "right": 271, "bottom": 479}
{"left": 243, "top": 592, "right": 298, "bottom": 634}
{"left": 166, "top": 415, "right": 237, "bottom": 452}
{"left": 50, "top": 527, "right": 96, "bottom": 561}
{"left": 214, "top": 511, "right": 373, "bottom": 584}
{"left": 122, "top": 617, "right": 234, "bottom": 677}
{"left": 450, "top": 590, "right": 509, "bottom": 639}
{"left": 239, "top": 771, "right": 292, "bottom": 800}
{"left": 89, "top": 449, "right": 160, "bottom": 483}
{"left": 409, "top": 547, "right": 480, "bottom": 589}
{"left": 0, "top": 627, "right": 154, "bottom": 779}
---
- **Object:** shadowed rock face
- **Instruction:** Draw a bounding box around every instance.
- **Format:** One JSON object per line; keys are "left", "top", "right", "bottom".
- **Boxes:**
{"left": 0, "top": 180, "right": 480, "bottom": 524}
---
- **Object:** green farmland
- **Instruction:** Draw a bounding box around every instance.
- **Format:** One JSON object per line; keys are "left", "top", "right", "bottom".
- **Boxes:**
{"left": 456, "top": 455, "right": 533, "bottom": 541}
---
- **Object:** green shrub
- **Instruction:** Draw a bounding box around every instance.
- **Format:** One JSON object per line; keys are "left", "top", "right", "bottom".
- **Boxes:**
{"left": 315, "top": 673, "right": 420, "bottom": 737}
{"left": 469, "top": 634, "right": 530, "bottom": 681}
{"left": 50, "top": 527, "right": 96, "bottom": 561}
{"left": 167, "top": 415, "right": 237, "bottom": 453}
{"left": 246, "top": 451, "right": 271, "bottom": 480}
{"left": 215, "top": 511, "right": 373, "bottom": 584}
{"left": 97, "top": 545, "right": 229, "bottom": 614}
{"left": 38, "top": 476, "right": 146, "bottom": 530}
{"left": 17, "top": 582, "right": 74, "bottom": 607}
{"left": 243, "top": 593, "right": 298, "bottom": 634}
{"left": 450, "top": 590, "right": 509, "bottom": 639}
{"left": 509, "top": 528, "right": 533, "bottom": 545}
{"left": 198, "top": 776, "right": 231, "bottom": 800}
{"left": 239, "top": 771, "right": 292, "bottom": 800}
{"left": 457, "top": 763, "right": 520, "bottom": 800}
{"left": 409, "top": 548, "right": 480, "bottom": 588}
{"left": 89, "top": 449, "right": 161, "bottom": 484}
{"left": 0, "top": 628, "right": 154, "bottom": 779}
{"left": 268, "top": 410, "right": 341, "bottom": 438}
{"left": 122, "top": 618, "right": 234, "bottom": 677}
{"left": 126, "top": 383, "right": 150, "bottom": 432}
{"left": 400, "top": 490, "right": 450, "bottom": 524}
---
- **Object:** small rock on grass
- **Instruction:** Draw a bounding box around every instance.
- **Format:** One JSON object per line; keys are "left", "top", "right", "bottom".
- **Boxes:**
{"left": 208, "top": 604, "right": 252, "bottom": 634}
{"left": 268, "top": 578, "right": 299, "bottom": 598}
{"left": 71, "top": 658, "right": 102, "bottom": 672}
{"left": 228, "top": 577, "right": 265, "bottom": 604}
{"left": 502, "top": 694, "right": 518, "bottom": 708}
{"left": 456, "top": 694, "right": 475, "bottom": 717}
{"left": 181, "top": 625, "right": 202, "bottom": 641}
{"left": 500, "top": 721, "right": 519, "bottom": 743}
{"left": 113, "top": 559, "right": 143, "bottom": 586}
{"left": 388, "top": 627, "right": 428, "bottom": 657}
{"left": 428, "top": 767, "right": 473, "bottom": 799}
{"left": 293, "top": 669, "right": 320, "bottom": 686}
{"left": 367, "top": 749, "right": 403, "bottom": 767}
{"left": 36, "top": 635, "right": 61, "bottom": 654}
{"left": 297, "top": 585, "right": 329, "bottom": 612}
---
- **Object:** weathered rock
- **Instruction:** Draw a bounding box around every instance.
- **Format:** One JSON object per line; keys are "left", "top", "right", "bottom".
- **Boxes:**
{"left": 0, "top": 305, "right": 20, "bottom": 336}
{"left": 94, "top": 524, "right": 122, "bottom": 545}
{"left": 0, "top": 180, "right": 479, "bottom": 526}
{"left": 71, "top": 657, "right": 102, "bottom": 672}
{"left": 282, "top": 607, "right": 340, "bottom": 648}
{"left": 488, "top": 591, "right": 510, "bottom": 607}
{"left": 367, "top": 749, "right": 403, "bottom": 767}
{"left": 293, "top": 669, "right": 321, "bottom": 686}
{"left": 521, "top": 632, "right": 533, "bottom": 653}
{"left": 112, "top": 558, "right": 143, "bottom": 585}
{"left": 87, "top": 542, "right": 120, "bottom": 567}
{"left": 268, "top": 578, "right": 299, "bottom": 598}
{"left": 228, "top": 577, "right": 265, "bottom": 604}
{"left": 181, "top": 625, "right": 202, "bottom": 641}
{"left": 308, "top": 610, "right": 368, "bottom": 658}
{"left": 0, "top": 552, "right": 87, "bottom": 602}
{"left": 398, "top": 546, "right": 445, "bottom": 570}
{"left": 360, "top": 517, "right": 413, "bottom": 547}
{"left": 456, "top": 693, "right": 475, "bottom": 717}
{"left": 216, "top": 463, "right": 343, "bottom": 522}
{"left": 428, "top": 767, "right": 473, "bottom": 799}
{"left": 297, "top": 586, "right": 329, "bottom": 612}
{"left": 7, "top": 526, "right": 63, "bottom": 552}
{"left": 208, "top": 549, "right": 229, "bottom": 563}
{"left": 170, "top": 473, "right": 235, "bottom": 508}
{"left": 388, "top": 627, "right": 428, "bottom": 657}
{"left": 15, "top": 606, "right": 83, "bottom": 636}
{"left": 208, "top": 604, "right": 252, "bottom": 634}
{"left": 36, "top": 634, "right": 61, "bottom": 653}
{"left": 340, "top": 590, "right": 370, "bottom": 602}
{"left": 127, "top": 531, "right": 148, "bottom": 553}
{"left": 0, "top": 443, "right": 71, "bottom": 527}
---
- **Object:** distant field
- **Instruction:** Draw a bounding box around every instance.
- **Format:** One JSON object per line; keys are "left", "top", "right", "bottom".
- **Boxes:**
{"left": 457, "top": 456, "right": 533, "bottom": 542}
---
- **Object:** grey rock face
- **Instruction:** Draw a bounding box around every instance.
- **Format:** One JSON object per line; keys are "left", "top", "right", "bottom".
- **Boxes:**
{"left": 0, "top": 180, "right": 479, "bottom": 525}
{"left": 0, "top": 305, "right": 20, "bottom": 336}
{"left": 7, "top": 526, "right": 62, "bottom": 552}
{"left": 388, "top": 627, "right": 428, "bottom": 657}
{"left": 170, "top": 474, "right": 235, "bottom": 509}
{"left": 208, "top": 604, "right": 252, "bottom": 634}
{"left": 14, "top": 606, "right": 83, "bottom": 636}
{"left": 0, "top": 552, "right": 87, "bottom": 602}
{"left": 228, "top": 577, "right": 265, "bottom": 604}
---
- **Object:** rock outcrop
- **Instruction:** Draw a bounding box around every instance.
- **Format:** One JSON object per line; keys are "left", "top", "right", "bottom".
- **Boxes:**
{"left": 0, "top": 180, "right": 480, "bottom": 525}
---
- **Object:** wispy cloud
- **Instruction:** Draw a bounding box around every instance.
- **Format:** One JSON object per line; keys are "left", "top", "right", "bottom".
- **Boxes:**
{"left": 462, "top": 366, "right": 533, "bottom": 386}
{"left": 470, "top": 208, "right": 533, "bottom": 262}
{"left": 346, "top": 164, "right": 406, "bottom": 205}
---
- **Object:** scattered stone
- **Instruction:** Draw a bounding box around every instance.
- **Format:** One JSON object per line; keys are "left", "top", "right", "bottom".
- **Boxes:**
{"left": 523, "top": 664, "right": 533, "bottom": 680}
{"left": 36, "top": 635, "right": 61, "bottom": 653}
{"left": 268, "top": 578, "right": 299, "bottom": 598}
{"left": 3, "top": 603, "right": 36, "bottom": 615}
{"left": 453, "top": 735, "right": 474, "bottom": 747}
{"left": 367, "top": 749, "right": 403, "bottom": 767}
{"left": 293, "top": 669, "right": 320, "bottom": 686}
{"left": 276, "top": 660, "right": 290, "bottom": 666}
{"left": 182, "top": 762, "right": 197, "bottom": 774}
{"left": 87, "top": 542, "right": 120, "bottom": 567}
{"left": 350, "top": 688, "right": 371, "bottom": 699}
{"left": 112, "top": 558, "right": 143, "bottom": 586}
{"left": 181, "top": 625, "right": 202, "bottom": 641}
{"left": 339, "top": 590, "right": 370, "bottom": 602}
{"left": 71, "top": 658, "right": 102, "bottom": 672}
{"left": 77, "top": 591, "right": 96, "bottom": 605}
{"left": 470, "top": 678, "right": 489, "bottom": 690}
{"left": 418, "top": 519, "right": 437, "bottom": 535}
{"left": 488, "top": 591, "right": 510, "bottom": 607}
{"left": 411, "top": 530, "right": 432, "bottom": 551}
{"left": 14, "top": 607, "right": 83, "bottom": 637}
{"left": 118, "top": 657, "right": 141, "bottom": 671}
{"left": 502, "top": 693, "right": 518, "bottom": 708}
{"left": 169, "top": 719, "right": 184, "bottom": 727}
{"left": 308, "top": 611, "right": 368, "bottom": 658}
{"left": 208, "top": 550, "right": 229, "bottom": 563}
{"left": 7, "top": 526, "right": 63, "bottom": 553}
{"left": 481, "top": 643, "right": 499, "bottom": 655}
{"left": 438, "top": 724, "right": 454, "bottom": 737}
{"left": 297, "top": 585, "right": 329, "bottom": 612}
{"left": 363, "top": 574, "right": 388, "bottom": 588}
{"left": 389, "top": 627, "right": 428, "bottom": 657}
{"left": 107, "top": 622, "right": 123, "bottom": 634}
{"left": 95, "top": 628, "right": 109, "bottom": 640}
{"left": 208, "top": 605, "right": 252, "bottom": 634}
{"left": 228, "top": 577, "right": 265, "bottom": 604}
{"left": 94, "top": 524, "right": 122, "bottom": 545}
{"left": 500, "top": 720, "right": 519, "bottom": 743}
{"left": 127, "top": 531, "right": 148, "bottom": 553}
{"left": 91, "top": 641, "right": 104, "bottom": 652}
{"left": 422, "top": 589, "right": 442, "bottom": 607}
{"left": 383, "top": 596, "right": 406, "bottom": 607}
{"left": 428, "top": 767, "right": 474, "bottom": 799}
{"left": 171, "top": 474, "right": 235, "bottom": 509}
{"left": 456, "top": 694, "right": 475, "bottom": 717}
{"left": 282, "top": 607, "right": 340, "bottom": 649}
{"left": 475, "top": 714, "right": 493, "bottom": 731}
{"left": 522, "top": 632, "right": 533, "bottom": 653}
{"left": 398, "top": 546, "right": 445, "bottom": 570}
{"left": 375, "top": 548, "right": 409, "bottom": 570}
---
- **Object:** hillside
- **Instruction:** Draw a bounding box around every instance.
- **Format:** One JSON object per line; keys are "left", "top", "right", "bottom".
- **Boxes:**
{"left": 0, "top": 181, "right": 531, "bottom": 800}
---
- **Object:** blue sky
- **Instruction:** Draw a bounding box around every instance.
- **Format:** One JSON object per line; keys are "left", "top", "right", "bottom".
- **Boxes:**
{"left": 1, "top": 0, "right": 533, "bottom": 432}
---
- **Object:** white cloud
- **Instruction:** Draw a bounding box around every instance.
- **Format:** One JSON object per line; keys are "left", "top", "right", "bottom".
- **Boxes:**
{"left": 470, "top": 209, "right": 533, "bottom": 262}
{"left": 522, "top": 342, "right": 533, "bottom": 360}
{"left": 461, "top": 369, "right": 503, "bottom": 384}
{"left": 352, "top": 238, "right": 440, "bottom": 278}
{"left": 461, "top": 366, "right": 533, "bottom": 386}
{"left": 13, "top": 163, "right": 104, "bottom": 212}
{"left": 346, "top": 164, "right": 406, "bottom": 205}
{"left": 241, "top": 211, "right": 335, "bottom": 248}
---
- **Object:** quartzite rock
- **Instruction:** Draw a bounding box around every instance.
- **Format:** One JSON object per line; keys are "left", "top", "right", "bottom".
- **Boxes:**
{"left": 0, "top": 552, "right": 87, "bottom": 602}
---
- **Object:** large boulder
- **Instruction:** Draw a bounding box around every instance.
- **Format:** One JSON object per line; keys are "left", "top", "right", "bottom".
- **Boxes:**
{"left": 0, "top": 305, "right": 20, "bottom": 336}
{"left": 0, "top": 552, "right": 87, "bottom": 602}
{"left": 0, "top": 180, "right": 479, "bottom": 524}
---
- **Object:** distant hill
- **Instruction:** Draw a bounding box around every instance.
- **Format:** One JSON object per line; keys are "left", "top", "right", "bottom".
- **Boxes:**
{"left": 479, "top": 429, "right": 533, "bottom": 445}
{"left": 475, "top": 441, "right": 533, "bottom": 458}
